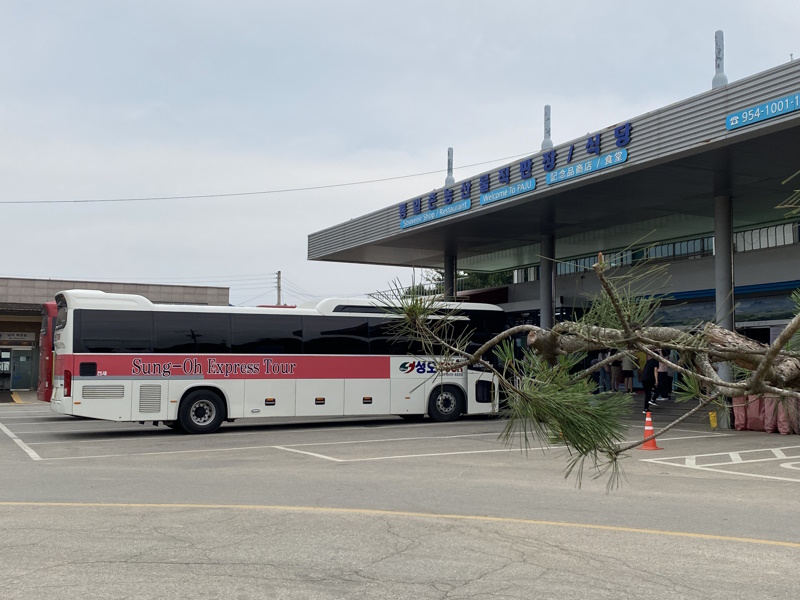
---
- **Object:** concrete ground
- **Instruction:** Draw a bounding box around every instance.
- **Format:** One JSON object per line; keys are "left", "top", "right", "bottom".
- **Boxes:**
{"left": 1, "top": 394, "right": 798, "bottom": 599}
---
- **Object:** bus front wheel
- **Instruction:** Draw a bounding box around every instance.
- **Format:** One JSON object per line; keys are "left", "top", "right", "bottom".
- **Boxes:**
{"left": 428, "top": 385, "right": 464, "bottom": 422}
{"left": 179, "top": 390, "right": 225, "bottom": 434}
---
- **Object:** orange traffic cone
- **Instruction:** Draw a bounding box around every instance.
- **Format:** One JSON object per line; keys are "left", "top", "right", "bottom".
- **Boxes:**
{"left": 639, "top": 412, "right": 663, "bottom": 451}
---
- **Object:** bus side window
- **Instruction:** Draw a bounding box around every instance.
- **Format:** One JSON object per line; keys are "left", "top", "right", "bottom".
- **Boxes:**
{"left": 302, "top": 316, "right": 369, "bottom": 355}
{"left": 231, "top": 314, "right": 302, "bottom": 354}
{"left": 154, "top": 313, "right": 231, "bottom": 354}
{"left": 76, "top": 310, "right": 154, "bottom": 353}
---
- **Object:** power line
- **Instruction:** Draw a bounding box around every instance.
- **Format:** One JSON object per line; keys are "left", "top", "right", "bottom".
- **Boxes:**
{"left": 236, "top": 287, "right": 278, "bottom": 306}
{"left": 280, "top": 276, "right": 318, "bottom": 299}
{"left": 0, "top": 151, "right": 535, "bottom": 205}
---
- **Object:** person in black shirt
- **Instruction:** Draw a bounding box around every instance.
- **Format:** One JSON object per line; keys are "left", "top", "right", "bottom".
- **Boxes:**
{"left": 640, "top": 352, "right": 660, "bottom": 413}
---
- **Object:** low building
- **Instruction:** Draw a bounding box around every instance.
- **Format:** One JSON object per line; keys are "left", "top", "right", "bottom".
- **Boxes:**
{"left": 0, "top": 277, "right": 229, "bottom": 392}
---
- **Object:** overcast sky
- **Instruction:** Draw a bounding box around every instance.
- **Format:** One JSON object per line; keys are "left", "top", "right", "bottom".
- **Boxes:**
{"left": 1, "top": 1, "right": 798, "bottom": 306}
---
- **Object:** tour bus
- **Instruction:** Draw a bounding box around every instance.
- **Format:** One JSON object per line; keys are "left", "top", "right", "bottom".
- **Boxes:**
{"left": 36, "top": 301, "right": 58, "bottom": 402}
{"left": 50, "top": 290, "right": 506, "bottom": 433}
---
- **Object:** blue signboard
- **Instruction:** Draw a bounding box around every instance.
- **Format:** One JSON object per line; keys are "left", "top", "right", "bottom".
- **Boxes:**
{"left": 725, "top": 92, "right": 800, "bottom": 130}
{"left": 479, "top": 178, "right": 536, "bottom": 206}
{"left": 397, "top": 122, "right": 634, "bottom": 228}
{"left": 546, "top": 149, "right": 628, "bottom": 185}
{"left": 400, "top": 199, "right": 471, "bottom": 229}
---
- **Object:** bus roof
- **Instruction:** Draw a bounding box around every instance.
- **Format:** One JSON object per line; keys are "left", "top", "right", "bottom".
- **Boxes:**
{"left": 55, "top": 290, "right": 503, "bottom": 317}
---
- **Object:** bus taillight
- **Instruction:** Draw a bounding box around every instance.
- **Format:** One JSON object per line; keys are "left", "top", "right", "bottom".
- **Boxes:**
{"left": 64, "top": 370, "right": 72, "bottom": 397}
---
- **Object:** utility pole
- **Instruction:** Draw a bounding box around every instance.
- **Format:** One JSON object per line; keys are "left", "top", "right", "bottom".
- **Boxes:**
{"left": 277, "top": 270, "right": 282, "bottom": 305}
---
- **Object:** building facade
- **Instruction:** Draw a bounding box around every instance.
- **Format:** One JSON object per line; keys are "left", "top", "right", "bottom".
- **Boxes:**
{"left": 308, "top": 56, "right": 800, "bottom": 348}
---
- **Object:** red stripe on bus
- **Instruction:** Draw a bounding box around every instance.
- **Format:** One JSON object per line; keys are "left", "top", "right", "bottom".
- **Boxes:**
{"left": 61, "top": 354, "right": 391, "bottom": 380}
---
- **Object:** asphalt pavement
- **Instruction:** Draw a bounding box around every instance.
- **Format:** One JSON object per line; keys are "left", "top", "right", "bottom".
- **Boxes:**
{"left": 1, "top": 393, "right": 798, "bottom": 599}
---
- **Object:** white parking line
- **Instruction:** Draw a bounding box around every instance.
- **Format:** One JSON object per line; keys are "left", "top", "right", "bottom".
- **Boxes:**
{"left": 641, "top": 444, "right": 800, "bottom": 483}
{"left": 336, "top": 449, "right": 513, "bottom": 462}
{"left": 275, "top": 432, "right": 504, "bottom": 448}
{"left": 645, "top": 445, "right": 800, "bottom": 466}
{"left": 273, "top": 446, "right": 344, "bottom": 462}
{"left": 19, "top": 431, "right": 509, "bottom": 461}
{"left": 0, "top": 421, "right": 42, "bottom": 461}
{"left": 623, "top": 433, "right": 731, "bottom": 443}
{"left": 3, "top": 413, "right": 733, "bottom": 464}
{"left": 652, "top": 465, "right": 800, "bottom": 483}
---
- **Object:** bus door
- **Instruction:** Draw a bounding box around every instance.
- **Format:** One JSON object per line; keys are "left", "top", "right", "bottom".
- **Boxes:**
{"left": 389, "top": 357, "right": 428, "bottom": 414}
{"left": 466, "top": 368, "right": 497, "bottom": 415}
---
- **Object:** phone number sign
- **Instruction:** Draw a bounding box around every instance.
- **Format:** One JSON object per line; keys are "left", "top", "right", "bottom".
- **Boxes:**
{"left": 726, "top": 92, "right": 800, "bottom": 130}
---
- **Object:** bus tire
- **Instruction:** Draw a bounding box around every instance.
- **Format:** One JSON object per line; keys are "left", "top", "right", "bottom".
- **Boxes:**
{"left": 178, "top": 390, "right": 225, "bottom": 434}
{"left": 428, "top": 385, "right": 464, "bottom": 422}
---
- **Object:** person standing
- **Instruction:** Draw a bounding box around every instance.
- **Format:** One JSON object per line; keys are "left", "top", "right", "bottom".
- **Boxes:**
{"left": 622, "top": 353, "right": 637, "bottom": 393}
{"left": 589, "top": 353, "right": 601, "bottom": 394}
{"left": 635, "top": 349, "right": 647, "bottom": 386}
{"left": 641, "top": 352, "right": 660, "bottom": 413}
{"left": 610, "top": 353, "right": 622, "bottom": 392}
{"left": 597, "top": 349, "right": 611, "bottom": 392}
{"left": 656, "top": 348, "right": 671, "bottom": 400}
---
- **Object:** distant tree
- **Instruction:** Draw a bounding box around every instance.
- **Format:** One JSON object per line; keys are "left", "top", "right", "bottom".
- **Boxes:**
{"left": 414, "top": 268, "right": 513, "bottom": 295}
{"left": 459, "top": 270, "right": 514, "bottom": 290}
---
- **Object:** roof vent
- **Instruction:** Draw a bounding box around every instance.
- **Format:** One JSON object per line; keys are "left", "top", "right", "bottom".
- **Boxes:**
{"left": 712, "top": 30, "right": 728, "bottom": 89}
{"left": 541, "top": 105, "right": 553, "bottom": 150}
{"left": 445, "top": 147, "right": 455, "bottom": 186}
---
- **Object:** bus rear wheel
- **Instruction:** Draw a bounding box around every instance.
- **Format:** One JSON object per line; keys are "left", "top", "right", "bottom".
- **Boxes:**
{"left": 179, "top": 390, "right": 225, "bottom": 434}
{"left": 428, "top": 385, "right": 464, "bottom": 422}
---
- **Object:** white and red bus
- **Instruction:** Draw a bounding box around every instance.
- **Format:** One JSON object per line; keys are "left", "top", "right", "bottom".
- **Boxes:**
{"left": 50, "top": 290, "right": 505, "bottom": 433}
{"left": 37, "top": 301, "right": 58, "bottom": 402}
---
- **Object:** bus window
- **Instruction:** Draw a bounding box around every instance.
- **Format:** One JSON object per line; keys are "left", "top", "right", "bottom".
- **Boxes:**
{"left": 75, "top": 310, "right": 154, "bottom": 353}
{"left": 302, "top": 316, "right": 369, "bottom": 355}
{"left": 231, "top": 314, "right": 302, "bottom": 354}
{"left": 368, "top": 319, "right": 412, "bottom": 355}
{"left": 154, "top": 313, "right": 230, "bottom": 354}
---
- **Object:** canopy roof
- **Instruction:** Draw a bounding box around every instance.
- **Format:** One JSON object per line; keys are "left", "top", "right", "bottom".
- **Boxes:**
{"left": 308, "top": 60, "right": 800, "bottom": 272}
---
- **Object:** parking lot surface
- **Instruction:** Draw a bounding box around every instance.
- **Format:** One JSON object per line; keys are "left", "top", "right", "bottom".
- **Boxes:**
{"left": 2, "top": 397, "right": 799, "bottom": 599}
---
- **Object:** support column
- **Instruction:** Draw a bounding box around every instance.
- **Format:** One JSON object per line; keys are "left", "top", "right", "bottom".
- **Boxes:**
{"left": 714, "top": 195, "right": 734, "bottom": 428}
{"left": 443, "top": 253, "right": 457, "bottom": 301}
{"left": 539, "top": 234, "right": 555, "bottom": 329}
